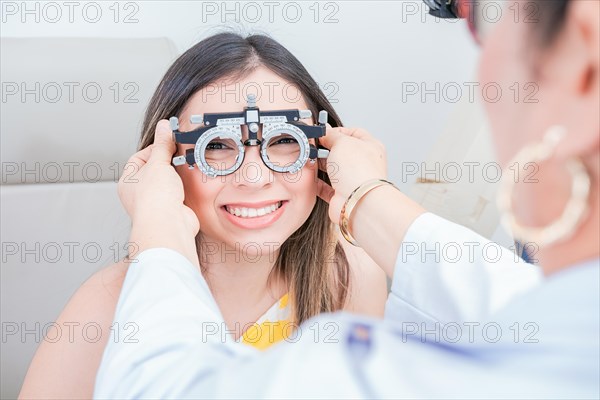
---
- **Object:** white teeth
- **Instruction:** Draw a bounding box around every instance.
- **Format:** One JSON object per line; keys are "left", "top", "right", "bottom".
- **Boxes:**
{"left": 225, "top": 202, "right": 282, "bottom": 218}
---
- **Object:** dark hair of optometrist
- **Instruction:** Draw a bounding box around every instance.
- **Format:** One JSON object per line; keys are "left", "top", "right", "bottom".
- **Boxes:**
{"left": 138, "top": 32, "right": 350, "bottom": 326}
{"left": 533, "top": 0, "right": 569, "bottom": 46}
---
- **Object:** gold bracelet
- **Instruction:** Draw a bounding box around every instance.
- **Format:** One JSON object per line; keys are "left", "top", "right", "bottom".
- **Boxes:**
{"left": 339, "top": 179, "right": 397, "bottom": 246}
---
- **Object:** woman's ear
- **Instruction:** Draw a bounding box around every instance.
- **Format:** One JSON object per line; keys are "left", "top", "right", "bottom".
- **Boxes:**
{"left": 548, "top": 0, "right": 600, "bottom": 163}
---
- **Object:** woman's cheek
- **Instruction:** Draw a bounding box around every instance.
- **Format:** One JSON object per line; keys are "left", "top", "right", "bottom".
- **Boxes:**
{"left": 179, "top": 171, "right": 216, "bottom": 226}
{"left": 181, "top": 181, "right": 203, "bottom": 223}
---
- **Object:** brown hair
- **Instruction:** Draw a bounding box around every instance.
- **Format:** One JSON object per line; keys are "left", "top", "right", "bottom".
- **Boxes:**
{"left": 138, "top": 32, "right": 349, "bottom": 325}
{"left": 531, "top": 0, "right": 570, "bottom": 46}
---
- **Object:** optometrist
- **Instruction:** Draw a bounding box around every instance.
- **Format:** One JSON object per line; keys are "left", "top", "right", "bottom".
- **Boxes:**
{"left": 94, "top": 0, "right": 599, "bottom": 398}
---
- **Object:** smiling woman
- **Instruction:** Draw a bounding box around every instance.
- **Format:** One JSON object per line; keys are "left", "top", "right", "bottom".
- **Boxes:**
{"left": 143, "top": 32, "right": 383, "bottom": 333}
{"left": 18, "top": 32, "right": 387, "bottom": 399}
{"left": 171, "top": 65, "right": 339, "bottom": 340}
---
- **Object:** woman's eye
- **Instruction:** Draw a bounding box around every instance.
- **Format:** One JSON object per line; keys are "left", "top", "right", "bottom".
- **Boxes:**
{"left": 206, "top": 142, "right": 230, "bottom": 150}
{"left": 271, "top": 137, "right": 298, "bottom": 145}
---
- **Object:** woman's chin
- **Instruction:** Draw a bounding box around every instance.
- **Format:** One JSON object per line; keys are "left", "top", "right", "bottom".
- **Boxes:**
{"left": 224, "top": 237, "right": 285, "bottom": 259}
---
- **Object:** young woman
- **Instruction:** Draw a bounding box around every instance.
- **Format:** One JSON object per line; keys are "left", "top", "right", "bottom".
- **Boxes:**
{"left": 18, "top": 33, "right": 387, "bottom": 399}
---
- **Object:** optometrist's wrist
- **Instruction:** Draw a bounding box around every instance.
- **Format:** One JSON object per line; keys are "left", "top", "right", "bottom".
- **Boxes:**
{"left": 128, "top": 208, "right": 200, "bottom": 268}
{"left": 346, "top": 184, "right": 426, "bottom": 278}
{"left": 339, "top": 179, "right": 398, "bottom": 246}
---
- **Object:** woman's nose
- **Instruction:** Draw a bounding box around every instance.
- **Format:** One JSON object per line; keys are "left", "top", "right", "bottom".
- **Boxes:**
{"left": 232, "top": 145, "right": 274, "bottom": 189}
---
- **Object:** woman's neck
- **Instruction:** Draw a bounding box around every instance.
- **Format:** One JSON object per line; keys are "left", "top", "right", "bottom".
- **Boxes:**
{"left": 195, "top": 235, "right": 287, "bottom": 330}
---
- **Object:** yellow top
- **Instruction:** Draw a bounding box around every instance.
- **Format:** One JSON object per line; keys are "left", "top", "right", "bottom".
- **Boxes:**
{"left": 240, "top": 293, "right": 292, "bottom": 350}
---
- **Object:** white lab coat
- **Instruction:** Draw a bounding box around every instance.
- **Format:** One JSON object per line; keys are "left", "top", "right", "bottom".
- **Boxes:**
{"left": 94, "top": 212, "right": 599, "bottom": 398}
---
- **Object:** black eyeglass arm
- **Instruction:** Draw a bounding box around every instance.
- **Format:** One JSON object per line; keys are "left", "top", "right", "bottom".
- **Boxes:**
{"left": 172, "top": 126, "right": 213, "bottom": 144}
{"left": 423, "top": 0, "right": 460, "bottom": 19}
{"left": 294, "top": 124, "right": 326, "bottom": 139}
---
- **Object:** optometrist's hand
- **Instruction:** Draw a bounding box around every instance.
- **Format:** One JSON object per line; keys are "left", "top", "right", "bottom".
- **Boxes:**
{"left": 317, "top": 127, "right": 388, "bottom": 221}
{"left": 318, "top": 126, "right": 425, "bottom": 278}
{"left": 118, "top": 120, "right": 200, "bottom": 267}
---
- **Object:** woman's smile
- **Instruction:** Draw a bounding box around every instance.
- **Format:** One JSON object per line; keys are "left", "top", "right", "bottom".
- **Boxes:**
{"left": 221, "top": 200, "right": 288, "bottom": 229}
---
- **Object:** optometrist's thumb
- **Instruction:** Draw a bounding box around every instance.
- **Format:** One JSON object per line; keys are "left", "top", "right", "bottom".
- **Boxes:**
{"left": 149, "top": 119, "right": 176, "bottom": 164}
{"left": 318, "top": 125, "right": 344, "bottom": 150}
{"left": 318, "top": 124, "right": 388, "bottom": 209}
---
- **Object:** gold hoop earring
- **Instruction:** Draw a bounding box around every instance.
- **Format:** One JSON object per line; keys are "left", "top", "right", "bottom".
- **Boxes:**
{"left": 496, "top": 126, "right": 591, "bottom": 248}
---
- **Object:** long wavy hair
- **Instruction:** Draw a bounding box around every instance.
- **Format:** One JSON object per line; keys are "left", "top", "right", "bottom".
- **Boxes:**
{"left": 138, "top": 32, "right": 350, "bottom": 325}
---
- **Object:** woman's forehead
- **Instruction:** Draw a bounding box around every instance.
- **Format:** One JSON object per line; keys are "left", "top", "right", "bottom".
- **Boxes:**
{"left": 179, "top": 90, "right": 313, "bottom": 133}
{"left": 182, "top": 69, "right": 310, "bottom": 116}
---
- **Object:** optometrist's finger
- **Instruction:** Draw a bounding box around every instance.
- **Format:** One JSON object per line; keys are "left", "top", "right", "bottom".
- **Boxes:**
{"left": 316, "top": 179, "right": 334, "bottom": 204}
{"left": 118, "top": 145, "right": 153, "bottom": 214}
{"left": 317, "top": 179, "right": 347, "bottom": 225}
{"left": 317, "top": 158, "right": 328, "bottom": 173}
{"left": 149, "top": 119, "right": 176, "bottom": 164}
{"left": 123, "top": 145, "right": 153, "bottom": 176}
{"left": 318, "top": 126, "right": 345, "bottom": 149}
{"left": 332, "top": 126, "right": 379, "bottom": 142}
